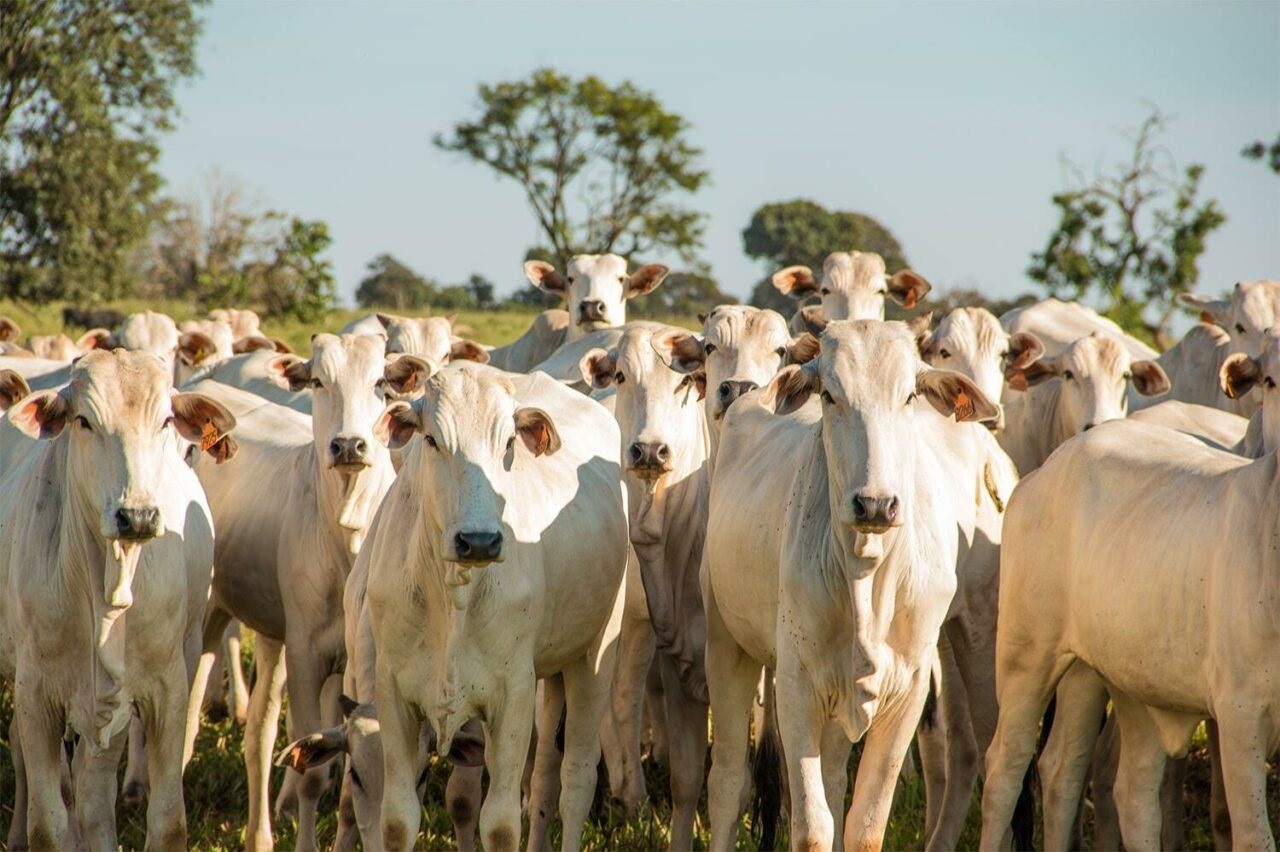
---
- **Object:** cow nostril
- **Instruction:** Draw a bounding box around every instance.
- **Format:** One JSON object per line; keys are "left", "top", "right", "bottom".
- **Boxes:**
{"left": 655, "top": 444, "right": 670, "bottom": 462}
{"left": 115, "top": 508, "right": 130, "bottom": 532}
{"left": 329, "top": 439, "right": 343, "bottom": 457}
{"left": 718, "top": 382, "right": 733, "bottom": 400}
{"left": 740, "top": 381, "right": 759, "bottom": 394}
{"left": 885, "top": 497, "right": 900, "bottom": 521}
{"left": 628, "top": 443, "right": 644, "bottom": 464}
{"left": 454, "top": 533, "right": 471, "bottom": 557}
{"left": 353, "top": 438, "right": 366, "bottom": 455}
{"left": 852, "top": 497, "right": 868, "bottom": 519}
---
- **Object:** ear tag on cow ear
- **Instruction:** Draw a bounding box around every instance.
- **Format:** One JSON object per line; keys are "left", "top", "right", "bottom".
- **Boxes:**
{"left": 953, "top": 390, "right": 975, "bottom": 421}
{"left": 200, "top": 421, "right": 219, "bottom": 452}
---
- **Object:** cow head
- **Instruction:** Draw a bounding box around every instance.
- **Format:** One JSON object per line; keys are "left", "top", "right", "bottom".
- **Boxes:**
{"left": 207, "top": 307, "right": 262, "bottom": 340}
{"left": 913, "top": 307, "right": 1044, "bottom": 432}
{"left": 764, "top": 320, "right": 997, "bottom": 540}
{"left": 113, "top": 311, "right": 181, "bottom": 376}
{"left": 773, "top": 251, "right": 932, "bottom": 328}
{"left": 523, "top": 254, "right": 669, "bottom": 340}
{"left": 374, "top": 313, "right": 488, "bottom": 373}
{"left": 1182, "top": 279, "right": 1280, "bottom": 359}
{"left": 1221, "top": 327, "right": 1280, "bottom": 455}
{"left": 176, "top": 319, "right": 236, "bottom": 384}
{"left": 375, "top": 364, "right": 560, "bottom": 566}
{"left": 1006, "top": 332, "right": 1169, "bottom": 434}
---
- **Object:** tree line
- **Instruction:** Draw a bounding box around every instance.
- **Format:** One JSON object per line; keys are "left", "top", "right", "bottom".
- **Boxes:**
{"left": 1, "top": 2, "right": 1272, "bottom": 342}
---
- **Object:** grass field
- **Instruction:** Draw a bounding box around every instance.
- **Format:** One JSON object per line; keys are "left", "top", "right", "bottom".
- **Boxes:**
{"left": 0, "top": 300, "right": 1273, "bottom": 849}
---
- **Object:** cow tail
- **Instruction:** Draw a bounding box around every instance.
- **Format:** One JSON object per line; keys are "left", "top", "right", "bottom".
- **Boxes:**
{"left": 751, "top": 671, "right": 783, "bottom": 851}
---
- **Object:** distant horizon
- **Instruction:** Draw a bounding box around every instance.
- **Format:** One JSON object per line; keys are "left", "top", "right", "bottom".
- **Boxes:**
{"left": 157, "top": 1, "right": 1279, "bottom": 310}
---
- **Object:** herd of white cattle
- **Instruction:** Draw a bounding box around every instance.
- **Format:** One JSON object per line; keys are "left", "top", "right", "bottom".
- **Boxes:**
{"left": 0, "top": 250, "right": 1274, "bottom": 851}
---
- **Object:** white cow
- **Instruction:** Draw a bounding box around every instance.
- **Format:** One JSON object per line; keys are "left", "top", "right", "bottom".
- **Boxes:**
{"left": 24, "top": 330, "right": 111, "bottom": 362}
{"left": 367, "top": 364, "right": 628, "bottom": 851}
{"left": 772, "top": 250, "right": 932, "bottom": 334}
{"left": 0, "top": 350, "right": 235, "bottom": 849}
{"left": 1183, "top": 278, "right": 1280, "bottom": 359}
{"left": 485, "top": 310, "right": 572, "bottom": 373}
{"left": 1128, "top": 321, "right": 1259, "bottom": 416}
{"left": 980, "top": 417, "right": 1280, "bottom": 851}
{"left": 183, "top": 334, "right": 409, "bottom": 851}
{"left": 1221, "top": 326, "right": 1280, "bottom": 458}
{"left": 703, "top": 320, "right": 1003, "bottom": 851}
{"left": 1000, "top": 298, "right": 1157, "bottom": 362}
{"left": 340, "top": 312, "right": 488, "bottom": 369}
{"left": 207, "top": 307, "right": 263, "bottom": 339}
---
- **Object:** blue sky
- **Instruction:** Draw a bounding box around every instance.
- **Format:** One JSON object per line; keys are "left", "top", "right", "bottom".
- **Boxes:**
{"left": 158, "top": 1, "right": 1280, "bottom": 307}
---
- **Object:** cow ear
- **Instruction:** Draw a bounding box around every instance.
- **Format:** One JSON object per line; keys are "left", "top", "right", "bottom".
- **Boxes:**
{"left": 231, "top": 335, "right": 277, "bottom": 355}
{"left": 171, "top": 393, "right": 239, "bottom": 462}
{"left": 692, "top": 371, "right": 707, "bottom": 401}
{"left": 449, "top": 339, "right": 489, "bottom": 364}
{"left": 375, "top": 312, "right": 395, "bottom": 330}
{"left": 772, "top": 265, "right": 817, "bottom": 298}
{"left": 653, "top": 330, "right": 704, "bottom": 374}
{"left": 906, "top": 313, "right": 934, "bottom": 357}
{"left": 763, "top": 362, "right": 820, "bottom": 416}
{"left": 524, "top": 260, "right": 566, "bottom": 294}
{"left": 375, "top": 400, "right": 423, "bottom": 450}
{"left": 11, "top": 389, "right": 70, "bottom": 439}
{"left": 1220, "top": 353, "right": 1263, "bottom": 400}
{"left": 77, "top": 328, "right": 114, "bottom": 351}
{"left": 917, "top": 369, "right": 1000, "bottom": 423}
{"left": 787, "top": 333, "right": 821, "bottom": 366}
{"left": 0, "top": 317, "right": 20, "bottom": 342}
{"left": 276, "top": 727, "right": 348, "bottom": 773}
{"left": 338, "top": 694, "right": 360, "bottom": 720}
{"left": 269, "top": 355, "right": 312, "bottom": 392}
{"left": 385, "top": 355, "right": 433, "bottom": 395}
{"left": 696, "top": 312, "right": 709, "bottom": 325}
{"left": 1180, "top": 293, "right": 1230, "bottom": 328}
{"left": 445, "top": 729, "right": 486, "bottom": 767}
{"left": 1004, "top": 332, "right": 1045, "bottom": 372}
{"left": 798, "top": 305, "right": 828, "bottom": 337}
{"left": 887, "top": 269, "right": 932, "bottom": 310}
{"left": 177, "top": 331, "right": 217, "bottom": 367}
{"left": 626, "top": 263, "right": 669, "bottom": 298}
{"left": 0, "top": 370, "right": 31, "bottom": 411}
{"left": 514, "top": 407, "right": 560, "bottom": 457}
{"left": 578, "top": 348, "right": 616, "bottom": 390}
{"left": 1006, "top": 353, "right": 1060, "bottom": 391}
{"left": 1130, "top": 360, "right": 1171, "bottom": 397}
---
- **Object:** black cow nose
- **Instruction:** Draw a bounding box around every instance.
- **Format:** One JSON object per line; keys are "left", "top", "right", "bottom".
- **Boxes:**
{"left": 115, "top": 507, "right": 160, "bottom": 541}
{"left": 454, "top": 531, "right": 504, "bottom": 563}
{"left": 717, "top": 380, "right": 759, "bottom": 407}
{"left": 628, "top": 442, "right": 671, "bottom": 470}
{"left": 578, "top": 300, "right": 607, "bottom": 322}
{"left": 852, "top": 494, "right": 900, "bottom": 528}
{"left": 330, "top": 437, "right": 369, "bottom": 465}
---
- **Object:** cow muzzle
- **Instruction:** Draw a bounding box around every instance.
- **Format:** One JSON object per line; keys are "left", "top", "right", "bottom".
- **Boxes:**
{"left": 715, "top": 380, "right": 759, "bottom": 419}
{"left": 627, "top": 441, "right": 671, "bottom": 478}
{"left": 577, "top": 300, "right": 607, "bottom": 326}
{"left": 329, "top": 436, "right": 370, "bottom": 471}
{"left": 114, "top": 506, "right": 160, "bottom": 541}
{"left": 851, "top": 493, "right": 901, "bottom": 534}
{"left": 452, "top": 530, "right": 504, "bottom": 565}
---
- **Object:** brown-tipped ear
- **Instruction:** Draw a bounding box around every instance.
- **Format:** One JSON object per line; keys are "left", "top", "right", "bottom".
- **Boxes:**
{"left": 385, "top": 355, "right": 434, "bottom": 395}
{"left": 375, "top": 400, "right": 422, "bottom": 450}
{"left": 1005, "top": 332, "right": 1045, "bottom": 372}
{"left": 232, "top": 335, "right": 277, "bottom": 355}
{"left": 1005, "top": 354, "right": 1060, "bottom": 391}
{"left": 268, "top": 337, "right": 293, "bottom": 354}
{"left": 1220, "top": 352, "right": 1262, "bottom": 400}
{"left": 763, "top": 362, "right": 820, "bottom": 416}
{"left": 799, "top": 305, "right": 827, "bottom": 336}
{"left": 276, "top": 727, "right": 348, "bottom": 773}
{"left": 697, "top": 312, "right": 709, "bottom": 325}
{"left": 269, "top": 355, "right": 312, "bottom": 392}
{"left": 772, "top": 265, "right": 818, "bottom": 298}
{"left": 653, "top": 330, "right": 704, "bottom": 374}
{"left": 1179, "top": 292, "right": 1230, "bottom": 328}
{"left": 171, "top": 393, "right": 238, "bottom": 460}
{"left": 524, "top": 260, "right": 566, "bottom": 294}
{"left": 77, "top": 328, "right": 114, "bottom": 351}
{"left": 784, "top": 333, "right": 818, "bottom": 366}
{"left": 338, "top": 694, "right": 360, "bottom": 719}
{"left": 0, "top": 370, "right": 31, "bottom": 411}
{"left": 177, "top": 331, "right": 217, "bottom": 367}
{"left": 449, "top": 339, "right": 489, "bottom": 364}
{"left": 514, "top": 407, "right": 560, "bottom": 456}
{"left": 906, "top": 312, "right": 934, "bottom": 357}
{"left": 626, "top": 263, "right": 669, "bottom": 298}
{"left": 10, "top": 389, "right": 70, "bottom": 439}
{"left": 887, "top": 269, "right": 932, "bottom": 310}
{"left": 0, "top": 317, "right": 20, "bottom": 342}
{"left": 375, "top": 312, "right": 396, "bottom": 330}
{"left": 445, "top": 729, "right": 486, "bottom": 767}
{"left": 1130, "top": 359, "right": 1171, "bottom": 397}
{"left": 917, "top": 369, "right": 1000, "bottom": 423}
{"left": 578, "top": 348, "right": 616, "bottom": 390}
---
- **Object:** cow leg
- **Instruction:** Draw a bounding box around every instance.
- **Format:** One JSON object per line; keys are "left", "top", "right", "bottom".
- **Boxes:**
{"left": 1110, "top": 694, "right": 1167, "bottom": 852}
{"left": 446, "top": 755, "right": 484, "bottom": 852}
{"left": 1205, "top": 720, "right": 1233, "bottom": 849}
{"left": 184, "top": 603, "right": 233, "bottom": 766}
{"left": 274, "top": 705, "right": 300, "bottom": 823}
{"left": 142, "top": 667, "right": 189, "bottom": 850}
{"left": 1214, "top": 706, "right": 1274, "bottom": 852}
{"left": 843, "top": 672, "right": 930, "bottom": 852}
{"left": 376, "top": 679, "right": 424, "bottom": 852}
{"left": 122, "top": 716, "right": 148, "bottom": 808}
{"left": 1090, "top": 712, "right": 1122, "bottom": 852}
{"left": 560, "top": 651, "right": 616, "bottom": 852}
{"left": 479, "top": 681, "right": 537, "bottom": 852}
{"left": 658, "top": 654, "right": 708, "bottom": 852}
{"left": 604, "top": 601, "right": 654, "bottom": 812}
{"left": 8, "top": 714, "right": 30, "bottom": 850}
{"left": 776, "top": 672, "right": 834, "bottom": 852}
{"left": 18, "top": 685, "right": 70, "bottom": 850}
{"left": 527, "top": 674, "right": 566, "bottom": 850}
{"left": 917, "top": 679, "right": 947, "bottom": 842}
{"left": 281, "top": 640, "right": 336, "bottom": 852}
{"left": 245, "top": 635, "right": 286, "bottom": 852}
{"left": 71, "top": 727, "right": 127, "bottom": 850}
{"left": 201, "top": 626, "right": 229, "bottom": 720}
{"left": 226, "top": 621, "right": 251, "bottom": 725}
{"left": 1160, "top": 757, "right": 1187, "bottom": 851}
{"left": 332, "top": 769, "right": 357, "bottom": 852}
{"left": 645, "top": 659, "right": 669, "bottom": 764}
{"left": 1037, "top": 663, "right": 1108, "bottom": 852}
{"left": 820, "top": 721, "right": 852, "bottom": 852}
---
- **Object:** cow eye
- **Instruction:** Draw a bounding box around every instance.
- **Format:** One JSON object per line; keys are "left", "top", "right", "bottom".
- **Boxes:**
{"left": 1266, "top": 377, "right": 1276, "bottom": 390}
{"left": 819, "top": 288, "right": 830, "bottom": 296}
{"left": 820, "top": 391, "right": 834, "bottom": 404}
{"left": 309, "top": 378, "right": 323, "bottom": 389}
{"left": 506, "top": 435, "right": 516, "bottom": 453}
{"left": 1062, "top": 370, "right": 1075, "bottom": 380}
{"left": 161, "top": 415, "right": 175, "bottom": 433}
{"left": 704, "top": 343, "right": 717, "bottom": 355}
{"left": 618, "top": 276, "right": 626, "bottom": 283}
{"left": 906, "top": 392, "right": 917, "bottom": 405}
{"left": 348, "top": 766, "right": 363, "bottom": 790}
{"left": 375, "top": 378, "right": 387, "bottom": 390}
{"left": 939, "top": 349, "right": 951, "bottom": 359}
{"left": 1122, "top": 371, "right": 1132, "bottom": 381}
{"left": 775, "top": 346, "right": 787, "bottom": 358}
{"left": 614, "top": 372, "right": 626, "bottom": 385}
{"left": 75, "top": 415, "right": 92, "bottom": 432}
{"left": 1236, "top": 323, "right": 1246, "bottom": 334}
{"left": 425, "top": 435, "right": 438, "bottom": 450}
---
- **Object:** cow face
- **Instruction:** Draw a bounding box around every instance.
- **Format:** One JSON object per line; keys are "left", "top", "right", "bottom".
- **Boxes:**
{"left": 914, "top": 307, "right": 1044, "bottom": 432}
{"left": 271, "top": 334, "right": 402, "bottom": 473}
{"left": 698, "top": 306, "right": 815, "bottom": 428}
{"left": 9, "top": 350, "right": 235, "bottom": 606}
{"left": 1221, "top": 327, "right": 1280, "bottom": 454}
{"left": 1006, "top": 333, "right": 1169, "bottom": 434}
{"left": 765, "top": 321, "right": 997, "bottom": 539}
{"left": 1183, "top": 280, "right": 1280, "bottom": 359}
{"left": 523, "top": 254, "right": 668, "bottom": 341}
{"left": 374, "top": 314, "right": 488, "bottom": 373}
{"left": 207, "top": 307, "right": 262, "bottom": 340}
{"left": 773, "top": 251, "right": 932, "bottom": 328}
{"left": 578, "top": 324, "right": 704, "bottom": 481}
{"left": 176, "top": 320, "right": 236, "bottom": 385}
{"left": 375, "top": 365, "right": 560, "bottom": 566}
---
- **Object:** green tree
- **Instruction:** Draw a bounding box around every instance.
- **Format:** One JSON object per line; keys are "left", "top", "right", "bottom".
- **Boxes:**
{"left": 355, "top": 254, "right": 436, "bottom": 310}
{"left": 0, "top": 0, "right": 207, "bottom": 302}
{"left": 466, "top": 274, "right": 497, "bottom": 310}
{"left": 741, "top": 200, "right": 910, "bottom": 313}
{"left": 1242, "top": 134, "right": 1280, "bottom": 174}
{"left": 1028, "top": 109, "right": 1226, "bottom": 348}
{"left": 262, "top": 219, "right": 336, "bottom": 322}
{"left": 435, "top": 68, "right": 709, "bottom": 270}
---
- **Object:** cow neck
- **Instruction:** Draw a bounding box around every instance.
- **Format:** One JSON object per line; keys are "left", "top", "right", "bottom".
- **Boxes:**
{"left": 1031, "top": 379, "right": 1075, "bottom": 468}
{"left": 311, "top": 440, "right": 393, "bottom": 558}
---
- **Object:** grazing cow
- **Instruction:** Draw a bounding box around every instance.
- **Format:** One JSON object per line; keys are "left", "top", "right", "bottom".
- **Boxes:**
{"left": 367, "top": 365, "right": 628, "bottom": 851}
{"left": 1183, "top": 278, "right": 1280, "bottom": 359}
{"left": 207, "top": 308, "right": 263, "bottom": 340}
{"left": 0, "top": 350, "right": 235, "bottom": 850}
{"left": 183, "top": 333, "right": 411, "bottom": 851}
{"left": 980, "top": 417, "right": 1280, "bottom": 852}
{"left": 1000, "top": 297, "right": 1157, "bottom": 362}
{"left": 62, "top": 306, "right": 126, "bottom": 331}
{"left": 703, "top": 320, "right": 1002, "bottom": 851}
{"left": 341, "top": 312, "right": 488, "bottom": 369}
{"left": 771, "top": 251, "right": 932, "bottom": 334}
{"left": 999, "top": 332, "right": 1170, "bottom": 474}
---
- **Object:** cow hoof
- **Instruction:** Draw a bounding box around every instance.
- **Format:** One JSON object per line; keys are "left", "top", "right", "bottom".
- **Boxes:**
{"left": 123, "top": 780, "right": 147, "bottom": 808}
